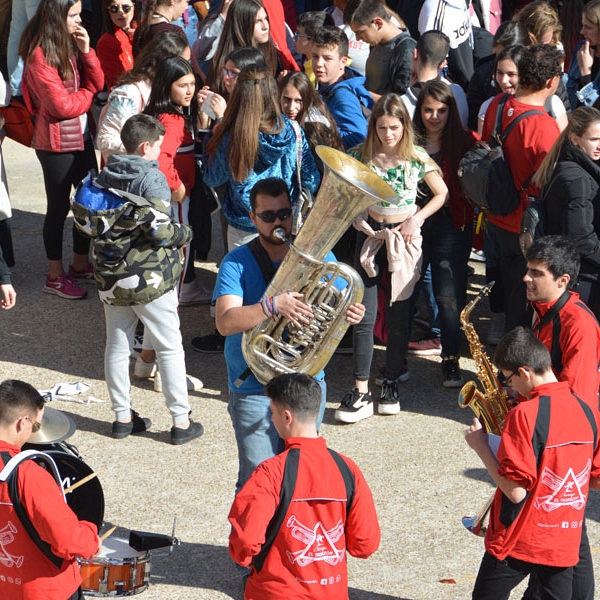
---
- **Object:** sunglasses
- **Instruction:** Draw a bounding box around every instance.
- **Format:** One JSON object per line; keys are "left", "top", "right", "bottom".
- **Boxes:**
{"left": 221, "top": 67, "right": 240, "bottom": 80}
{"left": 24, "top": 415, "right": 42, "bottom": 433}
{"left": 108, "top": 4, "right": 134, "bottom": 13}
{"left": 294, "top": 31, "right": 311, "bottom": 39}
{"left": 254, "top": 208, "right": 292, "bottom": 223}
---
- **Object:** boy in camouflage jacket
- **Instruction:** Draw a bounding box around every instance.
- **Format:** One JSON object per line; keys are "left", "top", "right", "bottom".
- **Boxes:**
{"left": 72, "top": 114, "right": 204, "bottom": 445}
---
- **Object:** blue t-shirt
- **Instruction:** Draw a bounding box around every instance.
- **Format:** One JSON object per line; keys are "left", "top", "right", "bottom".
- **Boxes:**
{"left": 214, "top": 244, "right": 336, "bottom": 394}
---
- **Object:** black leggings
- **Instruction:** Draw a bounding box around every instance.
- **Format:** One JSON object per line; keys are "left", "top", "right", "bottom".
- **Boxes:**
{"left": 36, "top": 139, "right": 97, "bottom": 261}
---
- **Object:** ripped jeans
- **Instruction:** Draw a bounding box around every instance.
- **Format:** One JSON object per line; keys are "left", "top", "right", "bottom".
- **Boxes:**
{"left": 420, "top": 207, "right": 472, "bottom": 358}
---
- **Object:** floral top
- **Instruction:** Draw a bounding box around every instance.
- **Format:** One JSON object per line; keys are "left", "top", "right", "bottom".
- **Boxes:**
{"left": 349, "top": 145, "right": 436, "bottom": 216}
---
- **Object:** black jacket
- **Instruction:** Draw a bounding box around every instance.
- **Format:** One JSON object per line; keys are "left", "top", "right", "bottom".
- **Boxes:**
{"left": 544, "top": 143, "right": 600, "bottom": 282}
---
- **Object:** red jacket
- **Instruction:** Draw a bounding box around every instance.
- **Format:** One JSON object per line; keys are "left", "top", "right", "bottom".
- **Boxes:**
{"left": 157, "top": 112, "right": 195, "bottom": 195}
{"left": 23, "top": 47, "right": 104, "bottom": 153}
{"left": 229, "top": 437, "right": 380, "bottom": 599}
{"left": 96, "top": 26, "right": 135, "bottom": 91}
{"left": 481, "top": 94, "right": 559, "bottom": 233}
{"left": 485, "top": 382, "right": 600, "bottom": 566}
{"left": 0, "top": 442, "right": 98, "bottom": 600}
{"left": 532, "top": 291, "right": 600, "bottom": 413}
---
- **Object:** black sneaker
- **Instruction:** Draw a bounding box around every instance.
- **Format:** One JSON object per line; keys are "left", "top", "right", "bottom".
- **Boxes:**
{"left": 171, "top": 420, "right": 204, "bottom": 445}
{"left": 191, "top": 331, "right": 225, "bottom": 353}
{"left": 334, "top": 389, "right": 373, "bottom": 423}
{"left": 378, "top": 379, "right": 400, "bottom": 415}
{"left": 442, "top": 355, "right": 463, "bottom": 388}
{"left": 111, "top": 410, "right": 152, "bottom": 439}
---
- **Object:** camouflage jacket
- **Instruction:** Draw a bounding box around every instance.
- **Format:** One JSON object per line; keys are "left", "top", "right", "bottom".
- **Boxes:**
{"left": 72, "top": 162, "right": 192, "bottom": 306}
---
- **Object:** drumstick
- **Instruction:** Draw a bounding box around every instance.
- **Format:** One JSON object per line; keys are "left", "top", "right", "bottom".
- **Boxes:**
{"left": 100, "top": 526, "right": 117, "bottom": 542}
{"left": 63, "top": 466, "right": 107, "bottom": 495}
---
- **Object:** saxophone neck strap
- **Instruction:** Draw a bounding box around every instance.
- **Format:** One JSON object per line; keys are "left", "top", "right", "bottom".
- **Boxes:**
{"left": 233, "top": 238, "right": 279, "bottom": 388}
{"left": 531, "top": 291, "right": 571, "bottom": 333}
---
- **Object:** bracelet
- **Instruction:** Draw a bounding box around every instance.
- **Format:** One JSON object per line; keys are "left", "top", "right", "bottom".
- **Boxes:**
{"left": 272, "top": 295, "right": 278, "bottom": 317}
{"left": 260, "top": 298, "right": 271, "bottom": 318}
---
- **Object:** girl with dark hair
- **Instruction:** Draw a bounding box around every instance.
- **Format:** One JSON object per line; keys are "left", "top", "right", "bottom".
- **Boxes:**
{"left": 205, "top": 0, "right": 284, "bottom": 96}
{"left": 96, "top": 0, "right": 139, "bottom": 90}
{"left": 19, "top": 0, "right": 104, "bottom": 299}
{"left": 278, "top": 70, "right": 344, "bottom": 161}
{"left": 197, "top": 46, "right": 267, "bottom": 127}
{"left": 412, "top": 80, "right": 478, "bottom": 385}
{"left": 535, "top": 106, "right": 600, "bottom": 318}
{"left": 334, "top": 93, "right": 447, "bottom": 423}
{"left": 478, "top": 44, "right": 568, "bottom": 134}
{"left": 144, "top": 56, "right": 198, "bottom": 218}
{"left": 204, "top": 65, "right": 320, "bottom": 249}
{"left": 132, "top": 0, "right": 189, "bottom": 56}
{"left": 96, "top": 30, "right": 190, "bottom": 161}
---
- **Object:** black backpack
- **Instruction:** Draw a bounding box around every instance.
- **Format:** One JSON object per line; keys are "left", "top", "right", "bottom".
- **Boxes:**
{"left": 458, "top": 94, "right": 543, "bottom": 216}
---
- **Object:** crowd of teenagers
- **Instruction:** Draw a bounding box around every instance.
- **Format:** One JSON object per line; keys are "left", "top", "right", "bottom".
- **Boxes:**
{"left": 3, "top": 0, "right": 600, "bottom": 598}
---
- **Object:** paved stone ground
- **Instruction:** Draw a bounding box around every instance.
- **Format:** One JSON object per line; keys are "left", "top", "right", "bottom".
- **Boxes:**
{"left": 1, "top": 137, "right": 599, "bottom": 599}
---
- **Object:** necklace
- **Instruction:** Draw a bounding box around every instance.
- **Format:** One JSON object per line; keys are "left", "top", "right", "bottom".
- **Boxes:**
{"left": 152, "top": 11, "right": 170, "bottom": 23}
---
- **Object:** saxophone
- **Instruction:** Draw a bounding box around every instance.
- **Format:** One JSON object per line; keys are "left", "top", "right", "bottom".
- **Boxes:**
{"left": 458, "top": 281, "right": 512, "bottom": 435}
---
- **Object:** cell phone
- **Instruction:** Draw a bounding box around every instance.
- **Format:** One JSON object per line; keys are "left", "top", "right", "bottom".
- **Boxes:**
{"left": 200, "top": 92, "right": 216, "bottom": 120}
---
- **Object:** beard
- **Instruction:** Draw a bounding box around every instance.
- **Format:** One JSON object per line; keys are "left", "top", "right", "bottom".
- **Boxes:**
{"left": 259, "top": 226, "right": 290, "bottom": 246}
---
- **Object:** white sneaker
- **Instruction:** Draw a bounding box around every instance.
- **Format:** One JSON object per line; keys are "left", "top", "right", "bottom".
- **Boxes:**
{"left": 154, "top": 371, "right": 204, "bottom": 392}
{"left": 179, "top": 279, "right": 212, "bottom": 306}
{"left": 134, "top": 357, "right": 157, "bottom": 379}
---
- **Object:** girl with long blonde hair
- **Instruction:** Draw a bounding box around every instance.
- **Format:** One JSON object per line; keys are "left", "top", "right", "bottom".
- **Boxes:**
{"left": 334, "top": 93, "right": 448, "bottom": 423}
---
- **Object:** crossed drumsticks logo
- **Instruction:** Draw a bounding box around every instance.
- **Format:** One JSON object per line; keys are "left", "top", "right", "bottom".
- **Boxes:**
{"left": 285, "top": 515, "right": 345, "bottom": 567}
{"left": 0, "top": 521, "right": 24, "bottom": 568}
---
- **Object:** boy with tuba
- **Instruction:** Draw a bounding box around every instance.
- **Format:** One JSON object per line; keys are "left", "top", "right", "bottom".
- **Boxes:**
{"left": 465, "top": 327, "right": 600, "bottom": 599}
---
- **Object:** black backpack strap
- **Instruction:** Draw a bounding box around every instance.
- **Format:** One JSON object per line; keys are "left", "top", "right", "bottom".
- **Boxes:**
{"left": 253, "top": 448, "right": 300, "bottom": 574}
{"left": 327, "top": 449, "right": 356, "bottom": 515}
{"left": 247, "top": 237, "right": 277, "bottom": 287}
{"left": 233, "top": 238, "right": 278, "bottom": 387}
{"left": 0, "top": 451, "right": 64, "bottom": 569}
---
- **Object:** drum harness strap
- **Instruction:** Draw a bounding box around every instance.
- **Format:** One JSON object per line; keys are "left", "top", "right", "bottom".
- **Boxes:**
{"left": 234, "top": 237, "right": 278, "bottom": 388}
{"left": 0, "top": 450, "right": 65, "bottom": 568}
{"left": 252, "top": 447, "right": 356, "bottom": 574}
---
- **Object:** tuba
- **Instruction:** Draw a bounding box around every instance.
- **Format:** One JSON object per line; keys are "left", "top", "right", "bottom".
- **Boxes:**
{"left": 458, "top": 281, "right": 513, "bottom": 536}
{"left": 241, "top": 146, "right": 397, "bottom": 384}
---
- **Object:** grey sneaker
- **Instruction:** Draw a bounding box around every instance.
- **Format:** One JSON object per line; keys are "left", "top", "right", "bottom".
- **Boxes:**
{"left": 378, "top": 379, "right": 400, "bottom": 415}
{"left": 334, "top": 389, "right": 373, "bottom": 423}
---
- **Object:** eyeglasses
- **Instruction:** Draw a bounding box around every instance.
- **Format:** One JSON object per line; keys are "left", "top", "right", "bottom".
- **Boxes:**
{"left": 254, "top": 208, "right": 292, "bottom": 223}
{"left": 108, "top": 4, "right": 134, "bottom": 13}
{"left": 221, "top": 67, "right": 240, "bottom": 80}
{"left": 24, "top": 415, "right": 42, "bottom": 433}
{"left": 504, "top": 370, "right": 520, "bottom": 386}
{"left": 294, "top": 31, "right": 311, "bottom": 39}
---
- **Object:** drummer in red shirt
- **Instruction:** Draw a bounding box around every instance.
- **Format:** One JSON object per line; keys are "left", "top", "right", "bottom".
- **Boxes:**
{"left": 0, "top": 380, "right": 100, "bottom": 600}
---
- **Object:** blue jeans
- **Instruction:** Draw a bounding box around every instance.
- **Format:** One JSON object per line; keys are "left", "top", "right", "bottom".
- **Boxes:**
{"left": 7, "top": 0, "right": 40, "bottom": 95}
{"left": 228, "top": 378, "right": 326, "bottom": 492}
{"left": 421, "top": 209, "right": 472, "bottom": 357}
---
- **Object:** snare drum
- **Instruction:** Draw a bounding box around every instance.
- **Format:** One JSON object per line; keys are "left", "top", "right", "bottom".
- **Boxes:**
{"left": 23, "top": 441, "right": 105, "bottom": 528}
{"left": 79, "top": 537, "right": 151, "bottom": 596}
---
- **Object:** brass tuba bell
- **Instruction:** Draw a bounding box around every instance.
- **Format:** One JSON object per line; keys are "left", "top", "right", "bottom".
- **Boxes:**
{"left": 241, "top": 146, "right": 397, "bottom": 383}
